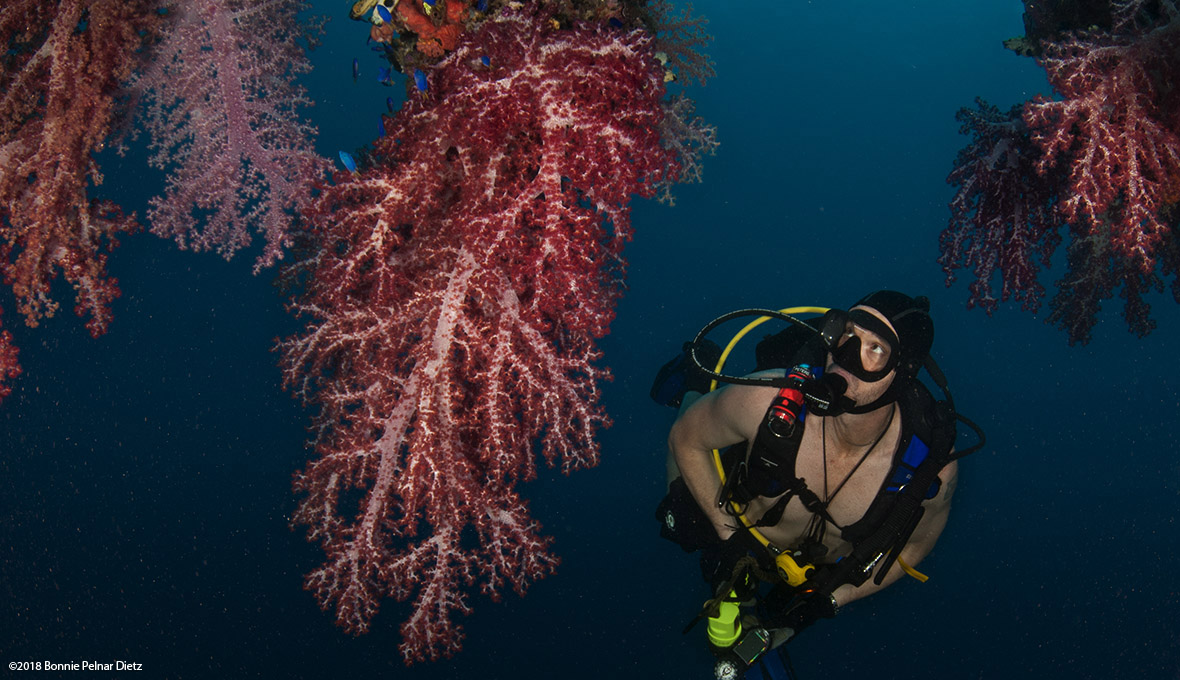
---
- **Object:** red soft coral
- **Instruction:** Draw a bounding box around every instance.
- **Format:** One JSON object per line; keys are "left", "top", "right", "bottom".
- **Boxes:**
{"left": 942, "top": 3, "right": 1180, "bottom": 344}
{"left": 1025, "top": 27, "right": 1180, "bottom": 273}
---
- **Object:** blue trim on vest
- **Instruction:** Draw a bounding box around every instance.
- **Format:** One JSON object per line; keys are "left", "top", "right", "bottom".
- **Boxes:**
{"left": 886, "top": 435, "right": 938, "bottom": 499}
{"left": 814, "top": 363, "right": 935, "bottom": 498}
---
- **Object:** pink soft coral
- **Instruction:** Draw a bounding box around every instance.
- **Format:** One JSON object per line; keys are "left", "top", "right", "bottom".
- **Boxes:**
{"left": 942, "top": 1, "right": 1180, "bottom": 344}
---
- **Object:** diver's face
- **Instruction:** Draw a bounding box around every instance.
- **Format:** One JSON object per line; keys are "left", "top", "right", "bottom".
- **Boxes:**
{"left": 826, "top": 306, "right": 897, "bottom": 405}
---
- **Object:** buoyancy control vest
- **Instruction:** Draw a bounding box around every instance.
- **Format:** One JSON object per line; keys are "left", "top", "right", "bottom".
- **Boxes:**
{"left": 722, "top": 372, "right": 948, "bottom": 573}
{"left": 721, "top": 320, "right": 960, "bottom": 592}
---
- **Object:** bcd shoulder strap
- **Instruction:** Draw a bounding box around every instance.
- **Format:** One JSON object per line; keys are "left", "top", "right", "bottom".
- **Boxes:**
{"left": 813, "top": 383, "right": 957, "bottom": 593}
{"left": 739, "top": 388, "right": 839, "bottom": 530}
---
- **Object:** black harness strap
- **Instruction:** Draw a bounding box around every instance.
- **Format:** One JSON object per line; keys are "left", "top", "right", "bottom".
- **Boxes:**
{"left": 809, "top": 398, "right": 956, "bottom": 594}
{"left": 729, "top": 379, "right": 959, "bottom": 636}
{"left": 751, "top": 477, "right": 829, "bottom": 528}
{"left": 737, "top": 386, "right": 840, "bottom": 530}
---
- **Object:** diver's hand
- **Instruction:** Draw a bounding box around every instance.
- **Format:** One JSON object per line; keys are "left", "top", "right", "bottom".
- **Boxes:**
{"left": 778, "top": 590, "right": 839, "bottom": 635}
{"left": 699, "top": 530, "right": 760, "bottom": 593}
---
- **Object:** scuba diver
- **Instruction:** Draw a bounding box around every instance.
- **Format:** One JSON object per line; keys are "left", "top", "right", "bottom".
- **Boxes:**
{"left": 652, "top": 291, "right": 983, "bottom": 680}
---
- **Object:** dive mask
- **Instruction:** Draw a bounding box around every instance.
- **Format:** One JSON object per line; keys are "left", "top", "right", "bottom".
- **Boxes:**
{"left": 819, "top": 308, "right": 899, "bottom": 383}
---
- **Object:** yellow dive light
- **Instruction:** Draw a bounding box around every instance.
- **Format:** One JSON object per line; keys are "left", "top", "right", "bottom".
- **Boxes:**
{"left": 705, "top": 592, "right": 742, "bottom": 649}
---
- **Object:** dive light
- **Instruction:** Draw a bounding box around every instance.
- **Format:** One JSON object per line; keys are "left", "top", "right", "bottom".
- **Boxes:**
{"left": 706, "top": 590, "right": 771, "bottom": 680}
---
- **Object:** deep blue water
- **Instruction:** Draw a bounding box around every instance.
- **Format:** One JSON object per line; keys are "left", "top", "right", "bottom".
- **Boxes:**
{"left": 3, "top": 1, "right": 1178, "bottom": 678}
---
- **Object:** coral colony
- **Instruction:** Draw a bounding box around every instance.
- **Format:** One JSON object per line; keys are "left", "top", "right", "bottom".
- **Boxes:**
{"left": 0, "top": 0, "right": 161, "bottom": 397}
{"left": 0, "top": 0, "right": 323, "bottom": 395}
{"left": 127, "top": 0, "right": 329, "bottom": 272}
{"left": 281, "top": 3, "right": 715, "bottom": 662}
{"left": 1, "top": 0, "right": 715, "bottom": 663}
{"left": 941, "top": 0, "right": 1180, "bottom": 344}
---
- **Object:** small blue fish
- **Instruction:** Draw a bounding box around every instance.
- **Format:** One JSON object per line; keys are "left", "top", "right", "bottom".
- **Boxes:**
{"left": 413, "top": 68, "right": 427, "bottom": 92}
{"left": 378, "top": 66, "right": 392, "bottom": 86}
{"left": 609, "top": 17, "right": 623, "bottom": 28}
{"left": 476, "top": 0, "right": 487, "bottom": 11}
{"left": 480, "top": 55, "right": 490, "bottom": 67}
{"left": 386, "top": 97, "right": 395, "bottom": 113}
{"left": 378, "top": 117, "right": 386, "bottom": 138}
{"left": 375, "top": 4, "right": 392, "bottom": 22}
{"left": 338, "top": 150, "right": 358, "bottom": 173}
{"left": 352, "top": 58, "right": 359, "bottom": 82}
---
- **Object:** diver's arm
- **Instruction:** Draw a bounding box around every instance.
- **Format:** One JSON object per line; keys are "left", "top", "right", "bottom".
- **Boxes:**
{"left": 831, "top": 458, "right": 959, "bottom": 607}
{"left": 667, "top": 378, "right": 779, "bottom": 540}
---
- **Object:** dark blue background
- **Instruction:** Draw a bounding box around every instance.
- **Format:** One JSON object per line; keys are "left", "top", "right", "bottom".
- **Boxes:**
{"left": 3, "top": 1, "right": 1178, "bottom": 678}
